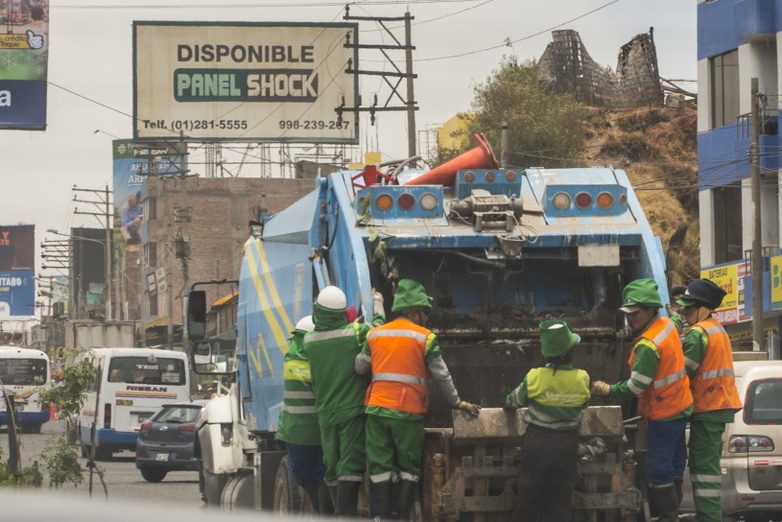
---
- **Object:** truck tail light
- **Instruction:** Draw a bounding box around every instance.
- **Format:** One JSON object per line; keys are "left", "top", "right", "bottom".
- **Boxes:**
{"left": 398, "top": 193, "right": 416, "bottom": 210}
{"left": 552, "top": 192, "right": 570, "bottom": 210}
{"left": 375, "top": 194, "right": 393, "bottom": 211}
{"left": 420, "top": 193, "right": 438, "bottom": 211}
{"left": 597, "top": 192, "right": 614, "bottom": 209}
{"left": 104, "top": 403, "right": 112, "bottom": 429}
{"left": 575, "top": 192, "right": 593, "bottom": 209}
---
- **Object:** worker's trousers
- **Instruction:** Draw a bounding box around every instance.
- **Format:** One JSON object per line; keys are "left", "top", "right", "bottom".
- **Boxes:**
{"left": 365, "top": 413, "right": 424, "bottom": 483}
{"left": 514, "top": 424, "right": 579, "bottom": 522}
{"left": 284, "top": 442, "right": 326, "bottom": 488}
{"left": 320, "top": 414, "right": 366, "bottom": 483}
{"left": 688, "top": 419, "right": 726, "bottom": 522}
{"left": 645, "top": 416, "right": 688, "bottom": 486}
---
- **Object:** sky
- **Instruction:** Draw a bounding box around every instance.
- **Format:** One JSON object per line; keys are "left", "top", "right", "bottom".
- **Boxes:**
{"left": 1, "top": 0, "right": 697, "bottom": 281}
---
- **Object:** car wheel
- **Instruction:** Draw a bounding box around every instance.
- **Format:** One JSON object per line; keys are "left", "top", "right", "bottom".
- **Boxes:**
{"left": 273, "top": 456, "right": 302, "bottom": 514}
{"left": 140, "top": 467, "right": 168, "bottom": 483}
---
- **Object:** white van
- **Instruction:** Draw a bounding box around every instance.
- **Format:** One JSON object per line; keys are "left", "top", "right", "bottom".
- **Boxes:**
{"left": 78, "top": 347, "right": 191, "bottom": 460}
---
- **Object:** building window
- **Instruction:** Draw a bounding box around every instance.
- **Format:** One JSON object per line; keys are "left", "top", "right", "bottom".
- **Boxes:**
{"left": 147, "top": 196, "right": 157, "bottom": 220}
{"left": 713, "top": 183, "right": 743, "bottom": 264}
{"left": 148, "top": 292, "right": 158, "bottom": 316}
{"left": 145, "top": 242, "right": 157, "bottom": 268}
{"left": 710, "top": 50, "right": 739, "bottom": 129}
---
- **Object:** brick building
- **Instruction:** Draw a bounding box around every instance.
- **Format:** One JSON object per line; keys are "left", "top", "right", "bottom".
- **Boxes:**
{"left": 136, "top": 176, "right": 315, "bottom": 345}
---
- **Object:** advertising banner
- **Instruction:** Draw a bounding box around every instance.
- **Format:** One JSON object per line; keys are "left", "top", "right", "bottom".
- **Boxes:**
{"left": 0, "top": 0, "right": 49, "bottom": 130}
{"left": 133, "top": 22, "right": 358, "bottom": 143}
{"left": 0, "top": 224, "right": 35, "bottom": 271}
{"left": 0, "top": 270, "right": 35, "bottom": 319}
{"left": 702, "top": 261, "right": 750, "bottom": 325}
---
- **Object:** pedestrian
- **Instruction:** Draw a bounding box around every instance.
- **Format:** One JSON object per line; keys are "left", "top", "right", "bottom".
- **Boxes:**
{"left": 355, "top": 279, "right": 481, "bottom": 521}
{"left": 677, "top": 278, "right": 741, "bottom": 522}
{"left": 276, "top": 315, "right": 333, "bottom": 515}
{"left": 503, "top": 320, "right": 590, "bottom": 521}
{"left": 304, "top": 285, "right": 384, "bottom": 517}
{"left": 591, "top": 278, "right": 693, "bottom": 522}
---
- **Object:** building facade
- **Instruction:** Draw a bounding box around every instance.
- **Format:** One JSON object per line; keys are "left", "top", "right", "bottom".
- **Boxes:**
{"left": 698, "top": 0, "right": 782, "bottom": 352}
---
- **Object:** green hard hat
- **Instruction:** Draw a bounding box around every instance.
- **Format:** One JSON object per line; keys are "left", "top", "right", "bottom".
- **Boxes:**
{"left": 539, "top": 320, "right": 581, "bottom": 357}
{"left": 619, "top": 278, "right": 663, "bottom": 313}
{"left": 391, "top": 279, "right": 434, "bottom": 312}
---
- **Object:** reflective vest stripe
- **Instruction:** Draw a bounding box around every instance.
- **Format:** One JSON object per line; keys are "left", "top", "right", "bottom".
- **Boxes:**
{"left": 651, "top": 320, "right": 676, "bottom": 345}
{"left": 368, "top": 329, "right": 428, "bottom": 343}
{"left": 701, "top": 368, "right": 734, "bottom": 380}
{"left": 373, "top": 372, "right": 426, "bottom": 385}
{"left": 691, "top": 473, "right": 721, "bottom": 483}
{"left": 655, "top": 368, "right": 687, "bottom": 388}
{"left": 685, "top": 357, "right": 699, "bottom": 370}
{"left": 284, "top": 405, "right": 317, "bottom": 414}
{"left": 306, "top": 328, "right": 355, "bottom": 342}
{"left": 284, "top": 391, "right": 315, "bottom": 399}
{"left": 704, "top": 325, "right": 727, "bottom": 335}
{"left": 693, "top": 488, "right": 722, "bottom": 497}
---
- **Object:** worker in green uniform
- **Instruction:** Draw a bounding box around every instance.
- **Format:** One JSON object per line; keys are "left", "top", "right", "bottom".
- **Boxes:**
{"left": 677, "top": 279, "right": 741, "bottom": 522}
{"left": 503, "top": 320, "right": 591, "bottom": 521}
{"left": 276, "top": 315, "right": 332, "bottom": 514}
{"left": 304, "top": 285, "right": 384, "bottom": 518}
{"left": 591, "top": 278, "right": 693, "bottom": 522}
{"left": 355, "top": 279, "right": 481, "bottom": 521}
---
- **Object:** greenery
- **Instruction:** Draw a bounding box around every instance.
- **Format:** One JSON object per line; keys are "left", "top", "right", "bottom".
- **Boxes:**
{"left": 439, "top": 57, "right": 587, "bottom": 169}
{"left": 37, "top": 356, "right": 96, "bottom": 489}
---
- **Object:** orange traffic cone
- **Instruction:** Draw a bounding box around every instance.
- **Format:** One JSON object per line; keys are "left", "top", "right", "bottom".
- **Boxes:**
{"left": 403, "top": 133, "right": 499, "bottom": 187}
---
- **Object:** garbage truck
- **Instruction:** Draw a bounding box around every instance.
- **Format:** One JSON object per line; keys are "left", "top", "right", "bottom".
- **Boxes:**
{"left": 188, "top": 134, "right": 670, "bottom": 520}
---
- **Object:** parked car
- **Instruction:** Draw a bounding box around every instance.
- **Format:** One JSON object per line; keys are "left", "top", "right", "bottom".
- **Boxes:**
{"left": 135, "top": 400, "right": 208, "bottom": 483}
{"left": 681, "top": 359, "right": 782, "bottom": 522}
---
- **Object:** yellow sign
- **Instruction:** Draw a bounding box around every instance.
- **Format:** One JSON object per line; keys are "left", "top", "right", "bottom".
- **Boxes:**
{"left": 701, "top": 264, "right": 738, "bottom": 311}
{"left": 771, "top": 256, "right": 782, "bottom": 307}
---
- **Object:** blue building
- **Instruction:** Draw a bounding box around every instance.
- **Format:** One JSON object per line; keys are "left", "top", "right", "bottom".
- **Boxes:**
{"left": 698, "top": 0, "right": 782, "bottom": 353}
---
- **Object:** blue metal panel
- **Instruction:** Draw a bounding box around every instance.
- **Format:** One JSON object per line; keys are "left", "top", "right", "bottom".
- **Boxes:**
{"left": 734, "top": 0, "right": 777, "bottom": 41}
{"left": 236, "top": 238, "right": 313, "bottom": 432}
{"left": 761, "top": 133, "right": 782, "bottom": 171}
{"left": 454, "top": 169, "right": 524, "bottom": 200}
{"left": 697, "top": 125, "right": 750, "bottom": 188}
{"left": 698, "top": 0, "right": 739, "bottom": 60}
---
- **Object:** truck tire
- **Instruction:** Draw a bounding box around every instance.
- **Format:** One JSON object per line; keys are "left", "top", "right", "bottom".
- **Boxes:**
{"left": 273, "top": 456, "right": 303, "bottom": 514}
{"left": 202, "top": 468, "right": 229, "bottom": 508}
{"left": 221, "top": 471, "right": 254, "bottom": 510}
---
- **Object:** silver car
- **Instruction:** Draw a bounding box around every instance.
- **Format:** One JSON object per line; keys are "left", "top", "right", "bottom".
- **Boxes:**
{"left": 681, "top": 360, "right": 782, "bottom": 522}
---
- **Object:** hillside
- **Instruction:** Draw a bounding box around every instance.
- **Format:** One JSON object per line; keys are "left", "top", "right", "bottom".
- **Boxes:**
{"left": 580, "top": 105, "right": 700, "bottom": 287}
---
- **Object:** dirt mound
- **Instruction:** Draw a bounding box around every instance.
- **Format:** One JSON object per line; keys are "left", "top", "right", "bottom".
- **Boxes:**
{"left": 581, "top": 106, "right": 700, "bottom": 287}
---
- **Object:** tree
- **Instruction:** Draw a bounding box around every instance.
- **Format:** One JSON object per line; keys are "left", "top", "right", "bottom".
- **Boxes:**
{"left": 441, "top": 57, "right": 586, "bottom": 169}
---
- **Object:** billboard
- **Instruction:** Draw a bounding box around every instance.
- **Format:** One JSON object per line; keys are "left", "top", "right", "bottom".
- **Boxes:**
{"left": 0, "top": 0, "right": 49, "bottom": 130}
{"left": 0, "top": 270, "right": 34, "bottom": 319}
{"left": 133, "top": 22, "right": 358, "bottom": 143}
{"left": 0, "top": 224, "right": 35, "bottom": 271}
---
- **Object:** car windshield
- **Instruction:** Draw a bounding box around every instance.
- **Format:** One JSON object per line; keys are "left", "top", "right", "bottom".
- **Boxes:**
{"left": 745, "top": 378, "right": 782, "bottom": 424}
{"left": 152, "top": 405, "right": 202, "bottom": 424}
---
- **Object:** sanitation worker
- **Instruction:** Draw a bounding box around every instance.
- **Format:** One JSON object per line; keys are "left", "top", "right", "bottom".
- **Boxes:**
{"left": 591, "top": 278, "right": 693, "bottom": 522}
{"left": 355, "top": 279, "right": 481, "bottom": 522}
{"left": 503, "top": 320, "right": 591, "bottom": 521}
{"left": 275, "top": 316, "right": 332, "bottom": 515}
{"left": 677, "top": 278, "right": 741, "bottom": 522}
{"left": 304, "top": 285, "right": 384, "bottom": 518}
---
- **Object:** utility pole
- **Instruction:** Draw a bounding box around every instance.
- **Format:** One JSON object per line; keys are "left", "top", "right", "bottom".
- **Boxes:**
{"left": 73, "top": 186, "right": 113, "bottom": 321}
{"left": 750, "top": 77, "right": 764, "bottom": 351}
{"left": 341, "top": 8, "right": 419, "bottom": 160}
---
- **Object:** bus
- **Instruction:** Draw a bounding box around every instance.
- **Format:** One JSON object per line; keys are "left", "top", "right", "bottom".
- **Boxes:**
{"left": 78, "top": 347, "right": 191, "bottom": 460}
{"left": 0, "top": 345, "right": 52, "bottom": 433}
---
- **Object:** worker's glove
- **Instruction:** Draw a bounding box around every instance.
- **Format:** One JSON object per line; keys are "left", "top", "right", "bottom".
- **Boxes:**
{"left": 456, "top": 401, "right": 481, "bottom": 416}
{"left": 372, "top": 288, "right": 385, "bottom": 316}
{"left": 590, "top": 380, "right": 612, "bottom": 397}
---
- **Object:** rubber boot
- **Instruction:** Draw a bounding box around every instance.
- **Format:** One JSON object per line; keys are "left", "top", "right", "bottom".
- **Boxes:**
{"left": 337, "top": 480, "right": 361, "bottom": 517}
{"left": 674, "top": 476, "right": 683, "bottom": 510}
{"left": 397, "top": 479, "right": 418, "bottom": 522}
{"left": 652, "top": 484, "right": 679, "bottom": 522}
{"left": 328, "top": 485, "right": 339, "bottom": 516}
{"left": 373, "top": 480, "right": 394, "bottom": 521}
{"left": 303, "top": 485, "right": 320, "bottom": 514}
{"left": 318, "top": 481, "right": 335, "bottom": 516}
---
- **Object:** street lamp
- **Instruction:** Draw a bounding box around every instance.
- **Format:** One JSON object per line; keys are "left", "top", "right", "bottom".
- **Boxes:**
{"left": 47, "top": 229, "right": 112, "bottom": 321}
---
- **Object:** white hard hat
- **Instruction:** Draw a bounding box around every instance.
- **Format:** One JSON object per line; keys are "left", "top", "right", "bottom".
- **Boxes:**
{"left": 317, "top": 286, "right": 347, "bottom": 310}
{"left": 295, "top": 315, "right": 315, "bottom": 332}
